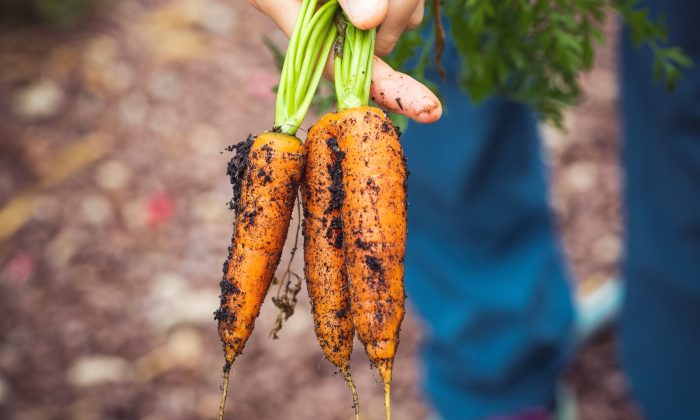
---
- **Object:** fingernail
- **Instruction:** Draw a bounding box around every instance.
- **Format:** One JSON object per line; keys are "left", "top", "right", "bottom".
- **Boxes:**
{"left": 344, "top": 0, "right": 386, "bottom": 29}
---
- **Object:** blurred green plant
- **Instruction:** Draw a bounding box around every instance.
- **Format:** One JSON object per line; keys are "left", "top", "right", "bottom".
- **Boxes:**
{"left": 0, "top": 0, "right": 103, "bottom": 28}
{"left": 388, "top": 0, "right": 693, "bottom": 127}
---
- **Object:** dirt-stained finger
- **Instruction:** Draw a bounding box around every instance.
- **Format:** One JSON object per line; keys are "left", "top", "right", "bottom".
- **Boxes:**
{"left": 369, "top": 58, "right": 442, "bottom": 123}
{"left": 322, "top": 56, "right": 441, "bottom": 124}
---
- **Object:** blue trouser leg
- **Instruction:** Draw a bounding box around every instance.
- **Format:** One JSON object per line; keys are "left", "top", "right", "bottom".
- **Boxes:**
{"left": 620, "top": 1, "right": 700, "bottom": 419}
{"left": 402, "top": 42, "right": 574, "bottom": 419}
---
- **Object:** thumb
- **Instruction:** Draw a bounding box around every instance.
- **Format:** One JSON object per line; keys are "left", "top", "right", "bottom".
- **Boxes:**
{"left": 338, "top": 0, "right": 389, "bottom": 30}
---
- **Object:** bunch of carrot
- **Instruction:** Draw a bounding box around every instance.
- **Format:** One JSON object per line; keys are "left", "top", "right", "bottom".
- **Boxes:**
{"left": 215, "top": 2, "right": 407, "bottom": 419}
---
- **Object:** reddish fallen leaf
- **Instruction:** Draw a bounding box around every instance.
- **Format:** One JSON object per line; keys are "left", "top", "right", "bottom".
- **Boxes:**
{"left": 3, "top": 251, "right": 35, "bottom": 285}
{"left": 147, "top": 192, "right": 174, "bottom": 227}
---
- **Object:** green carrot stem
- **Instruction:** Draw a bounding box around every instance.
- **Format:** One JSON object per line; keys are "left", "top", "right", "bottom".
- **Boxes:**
{"left": 334, "top": 14, "right": 375, "bottom": 111}
{"left": 295, "top": 0, "right": 337, "bottom": 72}
{"left": 274, "top": 0, "right": 338, "bottom": 135}
{"left": 290, "top": 0, "right": 317, "bottom": 83}
{"left": 294, "top": 4, "right": 337, "bottom": 105}
{"left": 277, "top": 0, "right": 312, "bottom": 120}
{"left": 342, "top": 25, "right": 353, "bottom": 83}
{"left": 293, "top": 26, "right": 338, "bottom": 124}
{"left": 361, "top": 29, "right": 376, "bottom": 100}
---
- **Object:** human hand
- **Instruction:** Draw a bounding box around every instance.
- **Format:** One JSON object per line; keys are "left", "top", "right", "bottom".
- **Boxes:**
{"left": 249, "top": 0, "right": 441, "bottom": 123}
{"left": 336, "top": 0, "right": 424, "bottom": 56}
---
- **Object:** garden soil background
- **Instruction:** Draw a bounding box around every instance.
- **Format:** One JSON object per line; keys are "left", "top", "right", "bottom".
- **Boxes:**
{"left": 0, "top": 1, "right": 638, "bottom": 419}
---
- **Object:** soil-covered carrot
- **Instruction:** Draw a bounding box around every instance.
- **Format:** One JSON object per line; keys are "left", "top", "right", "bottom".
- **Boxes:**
{"left": 331, "top": 19, "right": 407, "bottom": 420}
{"left": 338, "top": 110, "right": 406, "bottom": 362}
{"left": 214, "top": 1, "right": 338, "bottom": 418}
{"left": 337, "top": 107, "right": 406, "bottom": 420}
{"left": 301, "top": 112, "right": 360, "bottom": 417}
{"left": 215, "top": 132, "right": 304, "bottom": 367}
{"left": 304, "top": 108, "right": 405, "bottom": 420}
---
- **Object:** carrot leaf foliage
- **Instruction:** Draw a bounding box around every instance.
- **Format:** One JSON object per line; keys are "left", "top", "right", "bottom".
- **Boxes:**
{"left": 388, "top": 0, "right": 693, "bottom": 127}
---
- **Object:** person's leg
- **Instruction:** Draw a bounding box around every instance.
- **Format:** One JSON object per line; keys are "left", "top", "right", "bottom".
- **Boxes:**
{"left": 402, "top": 42, "right": 574, "bottom": 420}
{"left": 620, "top": 1, "right": 700, "bottom": 419}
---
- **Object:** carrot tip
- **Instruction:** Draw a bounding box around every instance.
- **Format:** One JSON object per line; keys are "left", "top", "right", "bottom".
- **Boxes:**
{"left": 384, "top": 382, "right": 391, "bottom": 420}
{"left": 218, "top": 369, "right": 231, "bottom": 420}
{"left": 341, "top": 368, "right": 360, "bottom": 420}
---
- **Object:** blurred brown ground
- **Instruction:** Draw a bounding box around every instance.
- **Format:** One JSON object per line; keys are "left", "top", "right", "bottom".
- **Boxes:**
{"left": 0, "top": 1, "right": 637, "bottom": 419}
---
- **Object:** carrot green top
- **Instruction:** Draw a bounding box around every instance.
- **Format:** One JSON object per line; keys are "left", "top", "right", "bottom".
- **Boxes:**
{"left": 274, "top": 0, "right": 338, "bottom": 135}
{"left": 333, "top": 15, "right": 375, "bottom": 112}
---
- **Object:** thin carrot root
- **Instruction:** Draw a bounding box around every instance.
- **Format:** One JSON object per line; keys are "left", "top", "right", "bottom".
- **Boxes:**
{"left": 384, "top": 382, "right": 391, "bottom": 420}
{"left": 270, "top": 196, "right": 304, "bottom": 339}
{"left": 341, "top": 368, "right": 360, "bottom": 420}
{"left": 218, "top": 369, "right": 231, "bottom": 420}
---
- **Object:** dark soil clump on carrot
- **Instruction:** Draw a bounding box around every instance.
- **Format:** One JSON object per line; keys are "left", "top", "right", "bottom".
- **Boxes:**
{"left": 329, "top": 217, "right": 343, "bottom": 249}
{"left": 226, "top": 135, "right": 255, "bottom": 212}
{"left": 326, "top": 137, "right": 346, "bottom": 213}
{"left": 355, "top": 238, "right": 371, "bottom": 250}
{"left": 365, "top": 255, "right": 383, "bottom": 273}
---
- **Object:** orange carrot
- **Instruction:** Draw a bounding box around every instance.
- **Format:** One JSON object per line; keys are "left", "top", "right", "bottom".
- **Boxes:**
{"left": 329, "top": 19, "right": 408, "bottom": 419}
{"left": 302, "top": 113, "right": 360, "bottom": 417}
{"left": 337, "top": 107, "right": 406, "bottom": 419}
{"left": 216, "top": 132, "right": 304, "bottom": 368}
{"left": 305, "top": 106, "right": 406, "bottom": 420}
